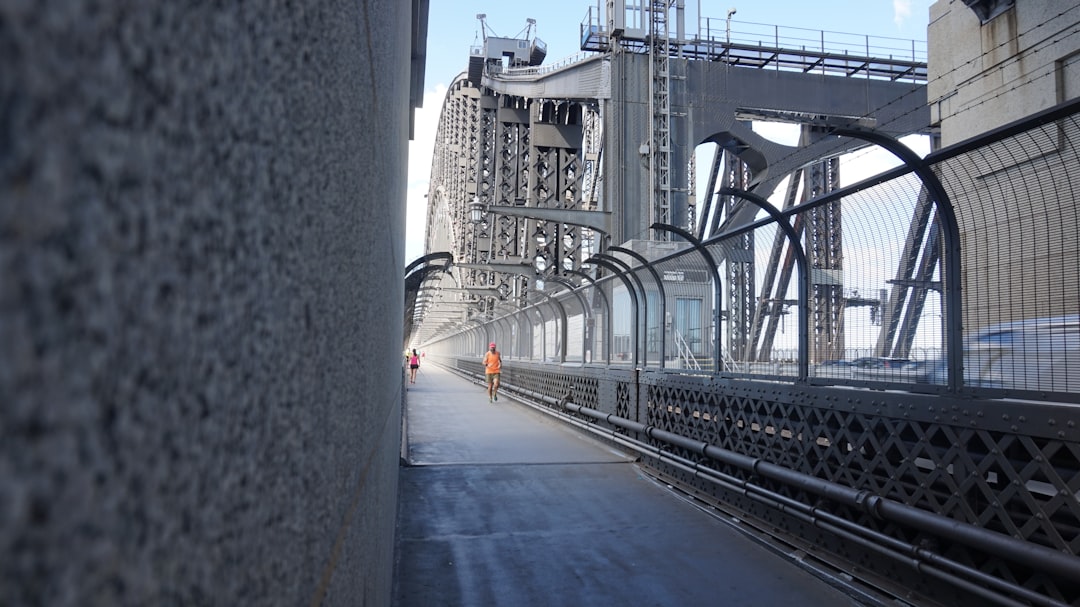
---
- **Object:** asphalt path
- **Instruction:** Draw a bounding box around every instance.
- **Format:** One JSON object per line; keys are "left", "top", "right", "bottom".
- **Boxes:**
{"left": 393, "top": 364, "right": 868, "bottom": 607}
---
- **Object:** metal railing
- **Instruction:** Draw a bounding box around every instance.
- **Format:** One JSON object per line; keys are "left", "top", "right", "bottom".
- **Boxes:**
{"left": 672, "top": 329, "right": 700, "bottom": 371}
{"left": 577, "top": 7, "right": 926, "bottom": 82}
{"left": 435, "top": 355, "right": 1080, "bottom": 607}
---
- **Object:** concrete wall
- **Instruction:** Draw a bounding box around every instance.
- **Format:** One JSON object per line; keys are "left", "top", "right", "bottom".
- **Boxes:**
{"left": 928, "top": 0, "right": 1080, "bottom": 331}
{"left": 928, "top": 0, "right": 1080, "bottom": 144}
{"left": 2, "top": 2, "right": 416, "bottom": 605}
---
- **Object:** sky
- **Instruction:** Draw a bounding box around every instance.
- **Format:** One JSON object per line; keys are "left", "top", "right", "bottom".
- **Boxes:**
{"left": 406, "top": 0, "right": 936, "bottom": 264}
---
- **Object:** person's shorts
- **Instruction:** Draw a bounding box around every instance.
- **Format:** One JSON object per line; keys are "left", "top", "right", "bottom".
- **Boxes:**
{"left": 410, "top": 364, "right": 419, "bottom": 369}
{"left": 485, "top": 372, "right": 500, "bottom": 385}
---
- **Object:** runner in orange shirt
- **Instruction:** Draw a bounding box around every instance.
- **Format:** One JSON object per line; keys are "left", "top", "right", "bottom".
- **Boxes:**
{"left": 483, "top": 342, "right": 502, "bottom": 402}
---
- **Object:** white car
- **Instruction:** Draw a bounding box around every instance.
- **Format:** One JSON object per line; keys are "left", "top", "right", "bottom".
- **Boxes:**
{"left": 966, "top": 314, "right": 1080, "bottom": 393}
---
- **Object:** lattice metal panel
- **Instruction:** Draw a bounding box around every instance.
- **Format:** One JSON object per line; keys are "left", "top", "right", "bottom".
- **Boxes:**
{"left": 494, "top": 98, "right": 530, "bottom": 261}
{"left": 474, "top": 96, "right": 498, "bottom": 264}
{"left": 499, "top": 364, "right": 598, "bottom": 412}
{"left": 614, "top": 378, "right": 633, "bottom": 419}
{"left": 530, "top": 101, "right": 586, "bottom": 277}
{"left": 461, "top": 88, "right": 483, "bottom": 274}
{"left": 643, "top": 372, "right": 1080, "bottom": 603}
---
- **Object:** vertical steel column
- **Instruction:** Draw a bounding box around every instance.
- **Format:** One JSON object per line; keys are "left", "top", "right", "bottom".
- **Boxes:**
{"left": 492, "top": 96, "right": 531, "bottom": 302}
{"left": 697, "top": 143, "right": 724, "bottom": 240}
{"left": 803, "top": 127, "right": 843, "bottom": 362}
{"left": 529, "top": 100, "right": 585, "bottom": 281}
{"left": 722, "top": 152, "right": 754, "bottom": 363}
{"left": 875, "top": 185, "right": 942, "bottom": 359}
{"left": 474, "top": 93, "right": 498, "bottom": 266}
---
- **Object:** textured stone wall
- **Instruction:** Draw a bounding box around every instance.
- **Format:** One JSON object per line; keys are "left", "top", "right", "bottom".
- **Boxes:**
{"left": 2, "top": 2, "right": 411, "bottom": 605}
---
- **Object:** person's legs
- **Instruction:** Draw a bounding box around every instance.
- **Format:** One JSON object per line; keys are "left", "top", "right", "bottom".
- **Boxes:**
{"left": 492, "top": 373, "right": 500, "bottom": 400}
{"left": 486, "top": 373, "right": 494, "bottom": 401}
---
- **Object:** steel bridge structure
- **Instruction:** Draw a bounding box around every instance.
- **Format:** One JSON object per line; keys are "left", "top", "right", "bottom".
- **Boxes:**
{"left": 406, "top": 3, "right": 1080, "bottom": 606}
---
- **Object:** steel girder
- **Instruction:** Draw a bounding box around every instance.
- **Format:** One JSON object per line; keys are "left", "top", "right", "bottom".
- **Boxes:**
{"left": 529, "top": 100, "right": 588, "bottom": 280}
{"left": 723, "top": 152, "right": 755, "bottom": 361}
{"left": 875, "top": 184, "right": 943, "bottom": 358}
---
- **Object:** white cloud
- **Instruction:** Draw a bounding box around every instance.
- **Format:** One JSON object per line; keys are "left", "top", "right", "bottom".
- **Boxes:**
{"left": 893, "top": 0, "right": 913, "bottom": 28}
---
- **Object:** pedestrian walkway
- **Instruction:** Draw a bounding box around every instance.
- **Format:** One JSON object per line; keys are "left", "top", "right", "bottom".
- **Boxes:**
{"left": 393, "top": 365, "right": 869, "bottom": 606}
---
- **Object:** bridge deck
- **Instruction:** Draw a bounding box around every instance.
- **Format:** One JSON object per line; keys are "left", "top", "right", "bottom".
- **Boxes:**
{"left": 393, "top": 365, "right": 869, "bottom": 606}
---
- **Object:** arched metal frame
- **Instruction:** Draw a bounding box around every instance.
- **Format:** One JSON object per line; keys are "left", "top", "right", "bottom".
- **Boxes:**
{"left": 609, "top": 245, "right": 667, "bottom": 369}
{"left": 651, "top": 223, "right": 724, "bottom": 373}
{"left": 516, "top": 307, "right": 530, "bottom": 360}
{"left": 529, "top": 289, "right": 569, "bottom": 364}
{"left": 547, "top": 276, "right": 592, "bottom": 364}
{"left": 530, "top": 303, "right": 547, "bottom": 362}
{"left": 460, "top": 319, "right": 481, "bottom": 357}
{"left": 832, "top": 128, "right": 962, "bottom": 391}
{"left": 404, "top": 251, "right": 454, "bottom": 276}
{"left": 716, "top": 188, "right": 810, "bottom": 380}
{"left": 403, "top": 251, "right": 454, "bottom": 347}
{"left": 565, "top": 268, "right": 612, "bottom": 365}
{"left": 584, "top": 257, "right": 641, "bottom": 367}
{"left": 481, "top": 317, "right": 492, "bottom": 355}
{"left": 593, "top": 253, "right": 650, "bottom": 368}
{"left": 498, "top": 304, "right": 523, "bottom": 361}
{"left": 492, "top": 310, "right": 514, "bottom": 360}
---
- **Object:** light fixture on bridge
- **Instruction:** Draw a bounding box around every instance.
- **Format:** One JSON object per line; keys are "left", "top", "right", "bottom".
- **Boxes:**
{"left": 468, "top": 196, "right": 485, "bottom": 224}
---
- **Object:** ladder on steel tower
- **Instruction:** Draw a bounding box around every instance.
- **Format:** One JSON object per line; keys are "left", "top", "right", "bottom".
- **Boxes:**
{"left": 648, "top": 1, "right": 673, "bottom": 239}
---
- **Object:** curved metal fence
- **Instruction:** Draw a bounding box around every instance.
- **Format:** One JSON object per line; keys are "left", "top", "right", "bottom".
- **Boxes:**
{"left": 418, "top": 98, "right": 1080, "bottom": 606}
{"left": 424, "top": 97, "right": 1080, "bottom": 405}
